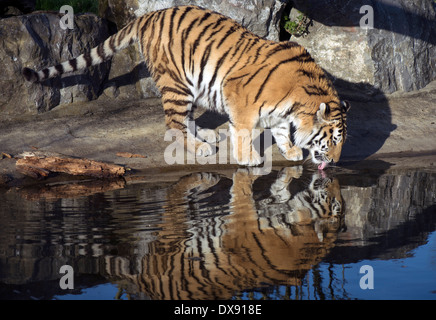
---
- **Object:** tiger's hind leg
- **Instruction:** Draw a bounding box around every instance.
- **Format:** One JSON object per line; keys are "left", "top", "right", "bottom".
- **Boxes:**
{"left": 271, "top": 123, "right": 303, "bottom": 161}
{"left": 162, "top": 94, "right": 215, "bottom": 157}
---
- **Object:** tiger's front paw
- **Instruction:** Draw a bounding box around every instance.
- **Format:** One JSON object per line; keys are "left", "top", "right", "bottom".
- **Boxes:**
{"left": 196, "top": 142, "right": 215, "bottom": 157}
{"left": 197, "top": 128, "right": 220, "bottom": 143}
{"left": 236, "top": 150, "right": 263, "bottom": 166}
{"left": 282, "top": 145, "right": 303, "bottom": 161}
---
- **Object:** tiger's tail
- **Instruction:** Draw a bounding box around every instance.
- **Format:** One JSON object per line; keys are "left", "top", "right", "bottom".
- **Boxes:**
{"left": 22, "top": 18, "right": 140, "bottom": 83}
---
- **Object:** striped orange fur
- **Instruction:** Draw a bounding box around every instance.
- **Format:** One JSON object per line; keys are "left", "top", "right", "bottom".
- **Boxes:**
{"left": 23, "top": 5, "right": 350, "bottom": 168}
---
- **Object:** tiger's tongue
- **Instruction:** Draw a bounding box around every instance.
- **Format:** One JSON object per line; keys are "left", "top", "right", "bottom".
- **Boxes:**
{"left": 318, "top": 162, "right": 327, "bottom": 170}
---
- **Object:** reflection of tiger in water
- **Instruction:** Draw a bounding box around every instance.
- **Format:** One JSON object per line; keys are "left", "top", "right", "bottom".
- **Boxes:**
{"left": 119, "top": 167, "right": 345, "bottom": 299}
{"left": 257, "top": 167, "right": 344, "bottom": 242}
{"left": 23, "top": 5, "right": 350, "bottom": 168}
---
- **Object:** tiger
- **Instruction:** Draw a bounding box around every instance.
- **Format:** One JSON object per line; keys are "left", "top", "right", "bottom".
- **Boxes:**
{"left": 114, "top": 167, "right": 345, "bottom": 299}
{"left": 22, "top": 5, "right": 350, "bottom": 169}
{"left": 257, "top": 166, "right": 345, "bottom": 242}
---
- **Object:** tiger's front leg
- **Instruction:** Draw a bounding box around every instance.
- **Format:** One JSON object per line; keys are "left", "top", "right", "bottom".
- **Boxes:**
{"left": 271, "top": 123, "right": 303, "bottom": 161}
{"left": 229, "top": 122, "right": 263, "bottom": 166}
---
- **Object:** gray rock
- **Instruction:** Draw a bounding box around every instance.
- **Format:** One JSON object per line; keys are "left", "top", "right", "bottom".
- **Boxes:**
{"left": 98, "top": 0, "right": 139, "bottom": 28}
{"left": 134, "top": 0, "right": 286, "bottom": 41}
{"left": 0, "top": 12, "right": 110, "bottom": 117}
{"left": 0, "top": 0, "right": 35, "bottom": 16}
{"left": 101, "top": 0, "right": 287, "bottom": 40}
{"left": 289, "top": 0, "right": 436, "bottom": 97}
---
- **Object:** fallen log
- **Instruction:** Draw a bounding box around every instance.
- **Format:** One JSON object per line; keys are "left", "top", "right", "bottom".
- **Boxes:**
{"left": 116, "top": 152, "right": 147, "bottom": 159}
{"left": 19, "top": 179, "right": 126, "bottom": 200}
{"left": 16, "top": 152, "right": 125, "bottom": 179}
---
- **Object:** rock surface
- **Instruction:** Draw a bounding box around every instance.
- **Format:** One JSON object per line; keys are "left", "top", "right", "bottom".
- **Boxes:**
{"left": 0, "top": 80, "right": 435, "bottom": 184}
{"left": 100, "top": 0, "right": 286, "bottom": 40}
{"left": 0, "top": 12, "right": 111, "bottom": 117}
{"left": 2, "top": 0, "right": 435, "bottom": 118}
{"left": 0, "top": 0, "right": 35, "bottom": 16}
{"left": 289, "top": 0, "right": 436, "bottom": 97}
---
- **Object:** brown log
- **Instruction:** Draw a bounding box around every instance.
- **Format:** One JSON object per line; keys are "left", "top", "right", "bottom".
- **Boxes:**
{"left": 19, "top": 179, "right": 126, "bottom": 200}
{"left": 16, "top": 153, "right": 125, "bottom": 179}
{"left": 16, "top": 164, "right": 50, "bottom": 180}
{"left": 116, "top": 152, "right": 147, "bottom": 158}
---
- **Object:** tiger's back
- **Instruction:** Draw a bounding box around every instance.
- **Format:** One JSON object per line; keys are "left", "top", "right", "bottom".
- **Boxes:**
{"left": 22, "top": 5, "right": 350, "bottom": 167}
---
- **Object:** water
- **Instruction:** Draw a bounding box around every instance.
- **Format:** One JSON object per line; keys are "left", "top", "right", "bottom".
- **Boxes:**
{"left": 0, "top": 161, "right": 435, "bottom": 300}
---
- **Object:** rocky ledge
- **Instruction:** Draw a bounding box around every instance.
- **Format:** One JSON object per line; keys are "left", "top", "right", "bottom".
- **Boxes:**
{"left": 0, "top": 0, "right": 435, "bottom": 185}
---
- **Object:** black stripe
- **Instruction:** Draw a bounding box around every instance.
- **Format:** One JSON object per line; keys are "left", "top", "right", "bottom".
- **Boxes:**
{"left": 145, "top": 14, "right": 157, "bottom": 60}
{"left": 303, "top": 85, "right": 329, "bottom": 96}
{"left": 258, "top": 102, "right": 266, "bottom": 117}
{"left": 158, "top": 9, "right": 166, "bottom": 42}
{"left": 270, "top": 89, "right": 292, "bottom": 115}
{"left": 210, "top": 17, "right": 227, "bottom": 31}
{"left": 42, "top": 68, "right": 50, "bottom": 79}
{"left": 283, "top": 108, "right": 293, "bottom": 118}
{"left": 126, "top": 20, "right": 134, "bottom": 35}
{"left": 177, "top": 6, "right": 194, "bottom": 31}
{"left": 243, "top": 65, "right": 266, "bottom": 87}
{"left": 198, "top": 11, "right": 212, "bottom": 25}
{"left": 176, "top": 84, "right": 193, "bottom": 96}
{"left": 268, "top": 105, "right": 278, "bottom": 115}
{"left": 198, "top": 41, "right": 214, "bottom": 85}
{"left": 117, "top": 28, "right": 128, "bottom": 47}
{"left": 139, "top": 14, "right": 153, "bottom": 41}
{"left": 166, "top": 68, "right": 185, "bottom": 85}
{"left": 212, "top": 91, "right": 217, "bottom": 107}
{"left": 226, "top": 32, "right": 249, "bottom": 64}
{"left": 209, "top": 47, "right": 232, "bottom": 88}
{"left": 227, "top": 73, "right": 250, "bottom": 82}
{"left": 297, "top": 68, "right": 319, "bottom": 80}
{"left": 97, "top": 43, "right": 105, "bottom": 60}
{"left": 294, "top": 52, "right": 314, "bottom": 63}
{"left": 83, "top": 52, "right": 92, "bottom": 67}
{"left": 255, "top": 57, "right": 309, "bottom": 102}
{"left": 284, "top": 102, "right": 303, "bottom": 117}
{"left": 168, "top": 7, "right": 179, "bottom": 45}
{"left": 163, "top": 99, "right": 191, "bottom": 106}
{"left": 217, "top": 26, "right": 236, "bottom": 48}
{"left": 264, "top": 43, "right": 292, "bottom": 60}
{"left": 320, "top": 131, "right": 328, "bottom": 141}
{"left": 208, "top": 24, "right": 227, "bottom": 40}
{"left": 223, "top": 31, "right": 250, "bottom": 84}
{"left": 329, "top": 110, "right": 342, "bottom": 118}
{"left": 55, "top": 64, "right": 64, "bottom": 74}
{"left": 252, "top": 43, "right": 266, "bottom": 64}
{"left": 164, "top": 108, "right": 189, "bottom": 117}
{"left": 108, "top": 35, "right": 116, "bottom": 53}
{"left": 192, "top": 22, "right": 215, "bottom": 56}
{"left": 169, "top": 119, "right": 187, "bottom": 129}
{"left": 244, "top": 37, "right": 259, "bottom": 54}
{"left": 69, "top": 59, "right": 77, "bottom": 71}
{"left": 151, "top": 11, "right": 165, "bottom": 61}
{"left": 325, "top": 100, "right": 340, "bottom": 106}
{"left": 161, "top": 86, "right": 192, "bottom": 97}
{"left": 307, "top": 127, "right": 324, "bottom": 146}
{"left": 183, "top": 17, "right": 199, "bottom": 41}
{"left": 33, "top": 69, "right": 40, "bottom": 82}
{"left": 166, "top": 47, "right": 184, "bottom": 80}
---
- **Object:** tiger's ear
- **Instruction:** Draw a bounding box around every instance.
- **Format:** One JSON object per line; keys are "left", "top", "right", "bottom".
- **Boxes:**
{"left": 341, "top": 100, "right": 350, "bottom": 113}
{"left": 317, "top": 102, "right": 330, "bottom": 122}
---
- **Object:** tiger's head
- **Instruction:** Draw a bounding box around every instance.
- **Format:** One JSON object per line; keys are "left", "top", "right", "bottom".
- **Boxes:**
{"left": 308, "top": 172, "right": 345, "bottom": 241}
{"left": 296, "top": 100, "right": 350, "bottom": 169}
